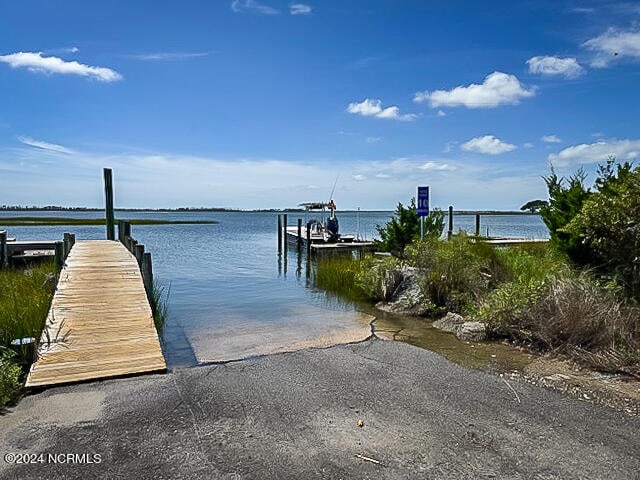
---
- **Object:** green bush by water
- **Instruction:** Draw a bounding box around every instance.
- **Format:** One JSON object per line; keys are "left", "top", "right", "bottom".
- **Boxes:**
{"left": 0, "top": 347, "right": 22, "bottom": 408}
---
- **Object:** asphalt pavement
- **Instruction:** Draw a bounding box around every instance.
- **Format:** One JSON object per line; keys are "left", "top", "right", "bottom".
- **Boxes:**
{"left": 1, "top": 339, "right": 639, "bottom": 479}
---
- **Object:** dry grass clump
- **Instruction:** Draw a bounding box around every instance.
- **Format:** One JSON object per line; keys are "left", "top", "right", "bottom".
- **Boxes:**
{"left": 484, "top": 273, "right": 640, "bottom": 374}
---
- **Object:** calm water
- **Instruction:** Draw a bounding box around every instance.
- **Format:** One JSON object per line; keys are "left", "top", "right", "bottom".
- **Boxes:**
{"left": 1, "top": 211, "right": 548, "bottom": 368}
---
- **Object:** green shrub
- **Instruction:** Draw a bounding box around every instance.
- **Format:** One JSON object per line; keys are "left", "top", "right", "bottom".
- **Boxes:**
{"left": 539, "top": 168, "right": 592, "bottom": 264}
{"left": 354, "top": 255, "right": 401, "bottom": 301}
{"left": 480, "top": 270, "right": 640, "bottom": 374}
{"left": 0, "top": 347, "right": 22, "bottom": 408}
{"left": 563, "top": 160, "right": 640, "bottom": 299}
{"left": 406, "top": 234, "right": 500, "bottom": 313}
{"left": 376, "top": 198, "right": 445, "bottom": 255}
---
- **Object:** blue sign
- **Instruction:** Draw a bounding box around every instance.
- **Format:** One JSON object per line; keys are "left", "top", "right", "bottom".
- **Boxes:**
{"left": 417, "top": 186, "right": 429, "bottom": 217}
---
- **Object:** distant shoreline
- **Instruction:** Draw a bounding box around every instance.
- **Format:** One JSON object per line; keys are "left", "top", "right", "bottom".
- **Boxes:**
{"left": 0, "top": 207, "right": 536, "bottom": 215}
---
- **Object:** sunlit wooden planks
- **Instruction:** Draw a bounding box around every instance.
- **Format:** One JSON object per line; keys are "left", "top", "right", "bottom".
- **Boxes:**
{"left": 25, "top": 240, "right": 166, "bottom": 388}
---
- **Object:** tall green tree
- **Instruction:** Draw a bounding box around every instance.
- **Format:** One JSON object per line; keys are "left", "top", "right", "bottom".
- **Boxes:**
{"left": 564, "top": 159, "right": 640, "bottom": 298}
{"left": 520, "top": 199, "right": 548, "bottom": 214}
{"left": 539, "top": 168, "right": 592, "bottom": 264}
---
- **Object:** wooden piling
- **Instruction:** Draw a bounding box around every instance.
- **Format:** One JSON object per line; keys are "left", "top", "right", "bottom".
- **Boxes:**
{"left": 63, "top": 233, "right": 72, "bottom": 259}
{"left": 135, "top": 244, "right": 145, "bottom": 267}
{"left": 142, "top": 252, "right": 153, "bottom": 302}
{"left": 103, "top": 168, "right": 115, "bottom": 241}
{"left": 448, "top": 205, "right": 454, "bottom": 239}
{"left": 306, "top": 223, "right": 311, "bottom": 256}
{"left": 54, "top": 241, "right": 64, "bottom": 269}
{"left": 118, "top": 220, "right": 125, "bottom": 243}
{"left": 475, "top": 214, "right": 481, "bottom": 236}
{"left": 297, "top": 218, "right": 302, "bottom": 250}
{"left": 283, "top": 214, "right": 288, "bottom": 252}
{"left": 0, "top": 230, "right": 7, "bottom": 269}
{"left": 277, "top": 215, "right": 282, "bottom": 251}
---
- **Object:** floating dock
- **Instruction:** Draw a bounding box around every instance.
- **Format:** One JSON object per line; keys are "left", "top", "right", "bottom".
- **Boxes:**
{"left": 25, "top": 240, "right": 166, "bottom": 388}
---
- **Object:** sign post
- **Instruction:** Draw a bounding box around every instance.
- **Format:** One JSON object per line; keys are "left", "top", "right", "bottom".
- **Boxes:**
{"left": 417, "top": 186, "right": 430, "bottom": 240}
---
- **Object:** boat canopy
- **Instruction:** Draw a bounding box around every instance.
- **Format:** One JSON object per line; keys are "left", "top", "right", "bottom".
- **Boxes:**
{"left": 298, "top": 202, "right": 330, "bottom": 211}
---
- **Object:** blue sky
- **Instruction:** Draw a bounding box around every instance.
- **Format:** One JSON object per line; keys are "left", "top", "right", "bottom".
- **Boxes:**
{"left": 1, "top": 0, "right": 640, "bottom": 210}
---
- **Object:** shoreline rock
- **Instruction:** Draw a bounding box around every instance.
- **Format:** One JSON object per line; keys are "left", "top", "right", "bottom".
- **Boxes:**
{"left": 433, "top": 312, "right": 487, "bottom": 342}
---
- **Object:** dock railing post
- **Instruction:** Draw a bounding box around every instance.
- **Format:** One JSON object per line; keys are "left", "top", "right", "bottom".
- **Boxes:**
{"left": 0, "top": 230, "right": 7, "bottom": 269}
{"left": 118, "top": 220, "right": 125, "bottom": 244}
{"left": 123, "top": 221, "right": 132, "bottom": 251}
{"left": 0, "top": 230, "right": 6, "bottom": 268}
{"left": 297, "top": 219, "right": 302, "bottom": 251}
{"left": 448, "top": 205, "right": 454, "bottom": 240}
{"left": 63, "top": 232, "right": 72, "bottom": 259}
{"left": 142, "top": 252, "right": 154, "bottom": 306}
{"left": 103, "top": 168, "right": 116, "bottom": 241}
{"left": 135, "top": 244, "right": 145, "bottom": 268}
{"left": 475, "top": 214, "right": 481, "bottom": 236}
{"left": 277, "top": 215, "right": 282, "bottom": 252}
{"left": 54, "top": 241, "right": 64, "bottom": 269}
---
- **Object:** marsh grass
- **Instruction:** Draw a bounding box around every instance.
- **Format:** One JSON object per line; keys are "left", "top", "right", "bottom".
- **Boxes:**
{"left": 314, "top": 255, "right": 371, "bottom": 302}
{"left": 0, "top": 262, "right": 56, "bottom": 407}
{"left": 150, "top": 280, "right": 170, "bottom": 337}
{"left": 0, "top": 262, "right": 56, "bottom": 363}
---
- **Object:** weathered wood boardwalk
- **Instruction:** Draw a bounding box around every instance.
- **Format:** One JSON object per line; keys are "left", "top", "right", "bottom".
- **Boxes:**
{"left": 25, "top": 240, "right": 166, "bottom": 388}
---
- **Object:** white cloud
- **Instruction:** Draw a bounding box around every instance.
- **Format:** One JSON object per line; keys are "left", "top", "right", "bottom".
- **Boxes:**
{"left": 346, "top": 98, "right": 417, "bottom": 121}
{"left": 523, "top": 142, "right": 534, "bottom": 148}
{"left": 461, "top": 135, "right": 517, "bottom": 155}
{"left": 584, "top": 28, "right": 640, "bottom": 67}
{"left": 526, "top": 56, "right": 584, "bottom": 78}
{"left": 541, "top": 135, "right": 562, "bottom": 143}
{"left": 231, "top": 0, "right": 278, "bottom": 14}
{"left": 17, "top": 136, "right": 74, "bottom": 154}
{"left": 548, "top": 139, "right": 640, "bottom": 166}
{"left": 436, "top": 110, "right": 447, "bottom": 117}
{"left": 365, "top": 136, "right": 383, "bottom": 144}
{"left": 352, "top": 174, "right": 366, "bottom": 181}
{"left": 290, "top": 3, "right": 312, "bottom": 15}
{"left": 126, "top": 52, "right": 209, "bottom": 61}
{"left": 414, "top": 72, "right": 535, "bottom": 109}
{"left": 0, "top": 52, "right": 122, "bottom": 82}
{"left": 375, "top": 173, "right": 390, "bottom": 179}
{"left": 418, "top": 161, "right": 455, "bottom": 171}
{"left": 2, "top": 144, "right": 547, "bottom": 210}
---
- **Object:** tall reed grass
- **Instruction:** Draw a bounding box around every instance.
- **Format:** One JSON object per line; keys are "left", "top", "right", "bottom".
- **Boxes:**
{"left": 0, "top": 262, "right": 56, "bottom": 407}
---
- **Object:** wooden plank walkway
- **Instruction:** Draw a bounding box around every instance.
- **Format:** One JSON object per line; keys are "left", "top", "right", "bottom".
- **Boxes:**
{"left": 25, "top": 240, "right": 166, "bottom": 388}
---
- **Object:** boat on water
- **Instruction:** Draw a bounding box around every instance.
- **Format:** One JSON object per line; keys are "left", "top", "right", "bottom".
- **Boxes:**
{"left": 296, "top": 200, "right": 355, "bottom": 244}
{"left": 282, "top": 198, "right": 374, "bottom": 252}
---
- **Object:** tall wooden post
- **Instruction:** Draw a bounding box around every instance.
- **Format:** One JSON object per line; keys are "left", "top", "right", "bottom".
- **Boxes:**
{"left": 283, "top": 214, "right": 288, "bottom": 247}
{"left": 297, "top": 219, "right": 302, "bottom": 251}
{"left": 447, "top": 205, "right": 454, "bottom": 240}
{"left": 475, "top": 214, "right": 481, "bottom": 236}
{"left": 103, "top": 168, "right": 115, "bottom": 240}
{"left": 0, "top": 230, "right": 7, "bottom": 269}
{"left": 277, "top": 215, "right": 282, "bottom": 252}
{"left": 306, "top": 223, "right": 311, "bottom": 256}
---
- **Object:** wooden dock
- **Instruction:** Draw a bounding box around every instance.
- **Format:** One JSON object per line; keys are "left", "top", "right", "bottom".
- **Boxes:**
{"left": 25, "top": 240, "right": 166, "bottom": 388}
{"left": 285, "top": 226, "right": 374, "bottom": 251}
